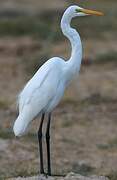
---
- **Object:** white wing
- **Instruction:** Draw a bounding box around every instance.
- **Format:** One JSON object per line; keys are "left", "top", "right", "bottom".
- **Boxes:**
{"left": 14, "top": 57, "right": 65, "bottom": 136}
{"left": 19, "top": 57, "right": 65, "bottom": 117}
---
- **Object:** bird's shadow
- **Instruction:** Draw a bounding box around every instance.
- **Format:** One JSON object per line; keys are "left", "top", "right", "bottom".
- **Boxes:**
{"left": 51, "top": 174, "right": 66, "bottom": 177}
{"left": 42, "top": 173, "right": 66, "bottom": 178}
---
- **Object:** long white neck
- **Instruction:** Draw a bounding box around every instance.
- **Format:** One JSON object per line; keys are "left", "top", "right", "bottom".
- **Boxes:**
{"left": 61, "top": 11, "right": 82, "bottom": 83}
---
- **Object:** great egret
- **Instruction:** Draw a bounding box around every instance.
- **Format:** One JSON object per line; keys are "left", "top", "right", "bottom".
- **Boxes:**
{"left": 13, "top": 5, "right": 103, "bottom": 176}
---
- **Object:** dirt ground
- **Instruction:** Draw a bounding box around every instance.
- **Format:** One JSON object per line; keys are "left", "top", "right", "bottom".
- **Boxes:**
{"left": 8, "top": 172, "right": 109, "bottom": 180}
{"left": 0, "top": 0, "right": 117, "bottom": 180}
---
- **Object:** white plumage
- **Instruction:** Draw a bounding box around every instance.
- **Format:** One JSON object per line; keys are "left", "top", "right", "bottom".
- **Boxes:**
{"left": 13, "top": 5, "right": 103, "bottom": 137}
{"left": 14, "top": 57, "right": 66, "bottom": 136}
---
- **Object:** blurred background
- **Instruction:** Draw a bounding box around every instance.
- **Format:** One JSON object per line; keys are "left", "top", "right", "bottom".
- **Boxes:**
{"left": 0, "top": 0, "right": 117, "bottom": 179}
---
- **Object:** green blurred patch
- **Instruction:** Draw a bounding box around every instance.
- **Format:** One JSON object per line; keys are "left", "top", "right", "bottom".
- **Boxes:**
{"left": 72, "top": 163, "right": 95, "bottom": 176}
{"left": 97, "top": 144, "right": 112, "bottom": 150}
{"left": 0, "top": 99, "right": 9, "bottom": 110}
{"left": 97, "top": 138, "right": 117, "bottom": 150}
{"left": 62, "top": 119, "right": 73, "bottom": 128}
{"left": 62, "top": 93, "right": 117, "bottom": 108}
{"left": 81, "top": 93, "right": 117, "bottom": 105}
{"left": 95, "top": 52, "right": 117, "bottom": 64}
{"left": 0, "top": 129, "right": 36, "bottom": 141}
{"left": 107, "top": 171, "right": 117, "bottom": 180}
{"left": 0, "top": 130, "right": 13, "bottom": 139}
{"left": 0, "top": 18, "right": 52, "bottom": 38}
{"left": 0, "top": 15, "right": 62, "bottom": 43}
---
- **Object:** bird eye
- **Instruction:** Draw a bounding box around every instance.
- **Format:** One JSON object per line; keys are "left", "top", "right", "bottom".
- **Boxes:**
{"left": 76, "top": 9, "right": 82, "bottom": 13}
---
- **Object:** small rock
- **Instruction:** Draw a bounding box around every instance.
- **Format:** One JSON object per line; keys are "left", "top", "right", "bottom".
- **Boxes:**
{"left": 64, "top": 172, "right": 109, "bottom": 180}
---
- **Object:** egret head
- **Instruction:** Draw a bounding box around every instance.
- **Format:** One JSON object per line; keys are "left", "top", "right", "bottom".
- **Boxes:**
{"left": 64, "top": 5, "right": 104, "bottom": 18}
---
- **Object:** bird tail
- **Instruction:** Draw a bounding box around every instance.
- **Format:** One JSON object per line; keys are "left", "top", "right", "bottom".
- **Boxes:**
{"left": 13, "top": 106, "right": 34, "bottom": 137}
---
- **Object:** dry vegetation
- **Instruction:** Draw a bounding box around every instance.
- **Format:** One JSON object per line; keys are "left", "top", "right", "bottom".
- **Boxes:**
{"left": 0, "top": 0, "right": 117, "bottom": 179}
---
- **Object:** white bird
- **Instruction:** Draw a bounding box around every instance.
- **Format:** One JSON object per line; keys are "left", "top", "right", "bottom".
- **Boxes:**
{"left": 13, "top": 5, "right": 103, "bottom": 176}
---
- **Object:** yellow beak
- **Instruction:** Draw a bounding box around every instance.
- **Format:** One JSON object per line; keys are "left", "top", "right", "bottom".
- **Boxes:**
{"left": 79, "top": 8, "right": 104, "bottom": 16}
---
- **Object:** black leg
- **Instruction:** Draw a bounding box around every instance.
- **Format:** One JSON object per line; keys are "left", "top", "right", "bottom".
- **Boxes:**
{"left": 38, "top": 113, "right": 45, "bottom": 174}
{"left": 46, "top": 113, "right": 52, "bottom": 176}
